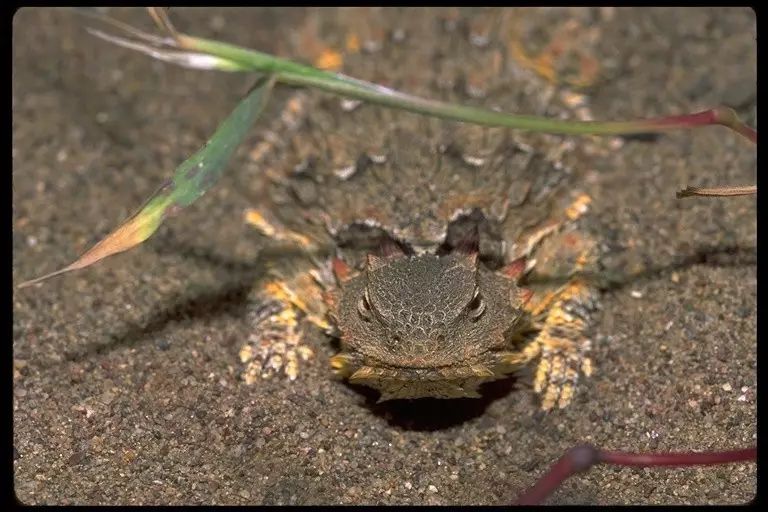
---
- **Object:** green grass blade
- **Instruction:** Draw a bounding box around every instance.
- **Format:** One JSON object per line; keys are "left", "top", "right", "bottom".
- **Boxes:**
{"left": 81, "top": 12, "right": 756, "bottom": 143}
{"left": 18, "top": 76, "right": 276, "bottom": 289}
{"left": 181, "top": 34, "right": 756, "bottom": 142}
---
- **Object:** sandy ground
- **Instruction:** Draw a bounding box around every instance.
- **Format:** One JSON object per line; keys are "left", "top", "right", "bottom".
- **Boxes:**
{"left": 13, "top": 7, "right": 756, "bottom": 505}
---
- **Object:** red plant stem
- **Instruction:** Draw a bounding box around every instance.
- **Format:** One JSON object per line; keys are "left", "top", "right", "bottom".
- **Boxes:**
{"left": 600, "top": 447, "right": 756, "bottom": 466}
{"left": 515, "top": 444, "right": 756, "bottom": 505}
{"left": 640, "top": 107, "right": 757, "bottom": 144}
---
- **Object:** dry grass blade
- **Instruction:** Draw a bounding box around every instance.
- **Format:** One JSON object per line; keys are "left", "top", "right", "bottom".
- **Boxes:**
{"left": 86, "top": 28, "right": 246, "bottom": 71}
{"left": 676, "top": 185, "right": 757, "bottom": 198}
{"left": 147, "top": 7, "right": 178, "bottom": 39}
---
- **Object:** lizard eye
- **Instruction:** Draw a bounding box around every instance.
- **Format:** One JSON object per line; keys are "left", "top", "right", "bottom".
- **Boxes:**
{"left": 468, "top": 287, "right": 486, "bottom": 321}
{"left": 358, "top": 289, "right": 373, "bottom": 321}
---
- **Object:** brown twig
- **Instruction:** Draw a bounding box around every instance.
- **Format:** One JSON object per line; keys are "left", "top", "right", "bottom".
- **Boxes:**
{"left": 676, "top": 185, "right": 756, "bottom": 198}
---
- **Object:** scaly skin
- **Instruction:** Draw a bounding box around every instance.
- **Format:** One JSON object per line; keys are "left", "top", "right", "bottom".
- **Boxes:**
{"left": 238, "top": 8, "right": 608, "bottom": 409}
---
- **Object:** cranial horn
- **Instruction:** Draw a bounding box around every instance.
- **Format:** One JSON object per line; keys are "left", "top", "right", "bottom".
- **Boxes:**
{"left": 332, "top": 257, "right": 352, "bottom": 283}
{"left": 502, "top": 256, "right": 527, "bottom": 281}
{"left": 378, "top": 236, "right": 406, "bottom": 258}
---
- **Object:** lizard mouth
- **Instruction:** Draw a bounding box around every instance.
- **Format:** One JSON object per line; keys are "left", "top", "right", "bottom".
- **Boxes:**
{"left": 345, "top": 364, "right": 505, "bottom": 402}
{"left": 330, "top": 348, "right": 526, "bottom": 401}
